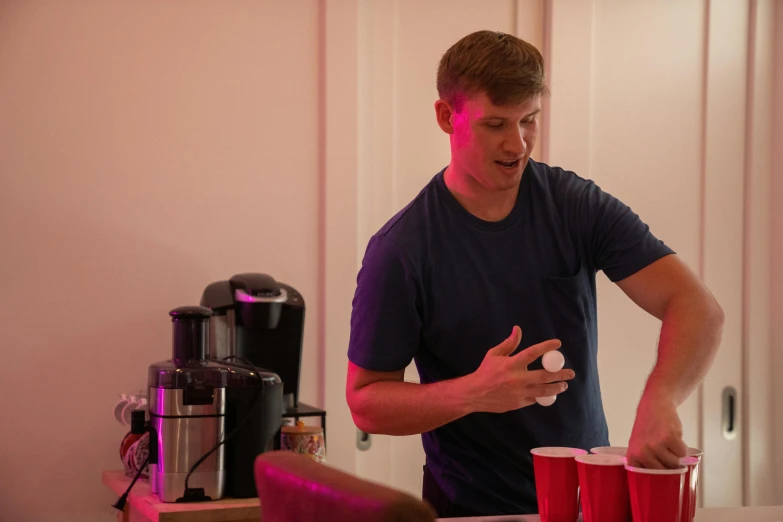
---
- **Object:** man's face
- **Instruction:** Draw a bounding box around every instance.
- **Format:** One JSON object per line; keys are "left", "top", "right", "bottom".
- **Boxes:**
{"left": 442, "top": 91, "right": 541, "bottom": 192}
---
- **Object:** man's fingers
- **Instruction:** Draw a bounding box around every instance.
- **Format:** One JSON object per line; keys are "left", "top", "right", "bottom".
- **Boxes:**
{"left": 519, "top": 397, "right": 537, "bottom": 408}
{"left": 655, "top": 435, "right": 688, "bottom": 468}
{"left": 633, "top": 444, "right": 685, "bottom": 470}
{"left": 486, "top": 326, "right": 522, "bottom": 357}
{"left": 528, "top": 381, "right": 569, "bottom": 397}
{"left": 670, "top": 436, "right": 689, "bottom": 461}
{"left": 653, "top": 445, "right": 684, "bottom": 469}
{"left": 531, "top": 368, "right": 575, "bottom": 384}
{"left": 512, "top": 338, "right": 562, "bottom": 367}
{"left": 637, "top": 445, "right": 666, "bottom": 470}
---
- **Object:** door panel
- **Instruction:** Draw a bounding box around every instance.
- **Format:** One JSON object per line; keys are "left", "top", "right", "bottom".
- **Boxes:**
{"left": 355, "top": 0, "right": 523, "bottom": 497}
{"left": 700, "top": 0, "right": 748, "bottom": 507}
{"left": 549, "top": 0, "right": 706, "bottom": 460}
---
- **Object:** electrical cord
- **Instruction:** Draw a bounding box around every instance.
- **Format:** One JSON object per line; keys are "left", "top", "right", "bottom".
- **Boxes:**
{"left": 177, "top": 356, "right": 265, "bottom": 502}
{"left": 112, "top": 454, "right": 150, "bottom": 512}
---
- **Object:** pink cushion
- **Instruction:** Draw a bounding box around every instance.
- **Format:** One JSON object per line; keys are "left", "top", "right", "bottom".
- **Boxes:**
{"left": 254, "top": 451, "right": 436, "bottom": 522}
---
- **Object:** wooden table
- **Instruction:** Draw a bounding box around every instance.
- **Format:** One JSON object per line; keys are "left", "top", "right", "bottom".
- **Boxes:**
{"left": 102, "top": 470, "right": 260, "bottom": 522}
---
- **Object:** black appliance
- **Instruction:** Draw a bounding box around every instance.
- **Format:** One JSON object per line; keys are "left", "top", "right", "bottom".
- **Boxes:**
{"left": 147, "top": 306, "right": 283, "bottom": 501}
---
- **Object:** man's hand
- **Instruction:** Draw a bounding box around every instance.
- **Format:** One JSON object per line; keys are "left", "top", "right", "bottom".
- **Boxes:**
{"left": 465, "top": 326, "right": 575, "bottom": 413}
{"left": 617, "top": 255, "right": 721, "bottom": 468}
{"left": 626, "top": 393, "right": 688, "bottom": 469}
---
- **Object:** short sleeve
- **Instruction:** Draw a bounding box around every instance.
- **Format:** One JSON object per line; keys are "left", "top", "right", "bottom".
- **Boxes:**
{"left": 572, "top": 175, "right": 675, "bottom": 282}
{"left": 347, "top": 234, "right": 422, "bottom": 372}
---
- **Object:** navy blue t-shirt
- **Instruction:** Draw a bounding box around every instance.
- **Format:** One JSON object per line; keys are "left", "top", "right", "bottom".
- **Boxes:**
{"left": 347, "top": 159, "right": 674, "bottom": 515}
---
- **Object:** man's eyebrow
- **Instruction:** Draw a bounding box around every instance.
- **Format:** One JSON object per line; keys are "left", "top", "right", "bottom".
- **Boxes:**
{"left": 479, "top": 108, "right": 542, "bottom": 121}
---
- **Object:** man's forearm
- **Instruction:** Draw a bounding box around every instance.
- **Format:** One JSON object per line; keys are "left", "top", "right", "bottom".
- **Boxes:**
{"left": 349, "top": 376, "right": 475, "bottom": 436}
{"left": 643, "top": 289, "right": 724, "bottom": 406}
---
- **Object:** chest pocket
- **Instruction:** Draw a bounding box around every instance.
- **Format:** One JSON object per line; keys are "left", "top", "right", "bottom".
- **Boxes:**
{"left": 540, "top": 262, "right": 591, "bottom": 342}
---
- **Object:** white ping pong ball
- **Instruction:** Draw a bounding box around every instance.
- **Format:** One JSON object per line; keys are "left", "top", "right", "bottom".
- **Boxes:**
{"left": 536, "top": 395, "right": 557, "bottom": 407}
{"left": 542, "top": 350, "right": 565, "bottom": 373}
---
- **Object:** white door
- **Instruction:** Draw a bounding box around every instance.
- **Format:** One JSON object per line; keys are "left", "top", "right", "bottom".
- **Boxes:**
{"left": 355, "top": 0, "right": 530, "bottom": 498}
{"left": 548, "top": 0, "right": 747, "bottom": 507}
{"left": 698, "top": 1, "right": 749, "bottom": 508}
{"left": 352, "top": 0, "right": 753, "bottom": 507}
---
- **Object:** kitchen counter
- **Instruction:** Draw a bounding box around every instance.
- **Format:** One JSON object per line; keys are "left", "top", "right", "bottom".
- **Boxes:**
{"left": 437, "top": 506, "right": 783, "bottom": 521}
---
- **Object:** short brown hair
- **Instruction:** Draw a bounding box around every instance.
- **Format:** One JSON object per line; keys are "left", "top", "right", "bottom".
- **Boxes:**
{"left": 437, "top": 30, "right": 548, "bottom": 111}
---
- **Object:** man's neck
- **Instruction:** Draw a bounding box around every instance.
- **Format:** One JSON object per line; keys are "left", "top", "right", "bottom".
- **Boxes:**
{"left": 443, "top": 165, "right": 519, "bottom": 222}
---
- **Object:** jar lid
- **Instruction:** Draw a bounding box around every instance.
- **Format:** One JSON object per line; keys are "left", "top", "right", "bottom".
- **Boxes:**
{"left": 281, "top": 420, "right": 323, "bottom": 435}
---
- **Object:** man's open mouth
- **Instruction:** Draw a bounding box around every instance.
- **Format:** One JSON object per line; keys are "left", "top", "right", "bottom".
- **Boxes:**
{"left": 495, "top": 159, "right": 520, "bottom": 168}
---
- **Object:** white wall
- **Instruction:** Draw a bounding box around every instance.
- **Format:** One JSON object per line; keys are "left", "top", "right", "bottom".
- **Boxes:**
{"left": 0, "top": 2, "right": 321, "bottom": 520}
{"left": 321, "top": 0, "right": 359, "bottom": 480}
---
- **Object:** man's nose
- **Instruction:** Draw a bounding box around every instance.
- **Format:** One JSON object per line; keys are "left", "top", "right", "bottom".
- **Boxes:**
{"left": 503, "top": 127, "right": 526, "bottom": 156}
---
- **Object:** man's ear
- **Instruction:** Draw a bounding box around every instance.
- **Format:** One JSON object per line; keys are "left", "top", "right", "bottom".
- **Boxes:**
{"left": 434, "top": 99, "right": 455, "bottom": 134}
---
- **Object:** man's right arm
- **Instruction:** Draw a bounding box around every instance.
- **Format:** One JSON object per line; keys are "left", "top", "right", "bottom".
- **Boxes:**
{"left": 346, "top": 326, "right": 574, "bottom": 436}
{"left": 346, "top": 361, "right": 476, "bottom": 436}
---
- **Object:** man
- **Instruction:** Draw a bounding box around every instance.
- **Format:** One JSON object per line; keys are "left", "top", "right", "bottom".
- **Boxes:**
{"left": 345, "top": 30, "right": 724, "bottom": 517}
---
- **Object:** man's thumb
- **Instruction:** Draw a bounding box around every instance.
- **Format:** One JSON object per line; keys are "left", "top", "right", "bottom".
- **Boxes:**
{"left": 487, "top": 326, "right": 522, "bottom": 357}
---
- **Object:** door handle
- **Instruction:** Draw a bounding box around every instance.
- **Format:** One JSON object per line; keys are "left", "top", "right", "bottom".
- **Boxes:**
{"left": 721, "top": 386, "right": 738, "bottom": 441}
{"left": 356, "top": 428, "right": 372, "bottom": 451}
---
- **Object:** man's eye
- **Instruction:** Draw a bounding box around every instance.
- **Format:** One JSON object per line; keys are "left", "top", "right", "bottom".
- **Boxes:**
{"left": 486, "top": 122, "right": 503, "bottom": 128}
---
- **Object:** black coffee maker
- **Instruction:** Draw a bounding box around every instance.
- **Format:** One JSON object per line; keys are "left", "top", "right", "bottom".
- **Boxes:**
{"left": 201, "top": 273, "right": 327, "bottom": 445}
{"left": 200, "top": 273, "right": 305, "bottom": 408}
{"left": 147, "top": 306, "right": 284, "bottom": 502}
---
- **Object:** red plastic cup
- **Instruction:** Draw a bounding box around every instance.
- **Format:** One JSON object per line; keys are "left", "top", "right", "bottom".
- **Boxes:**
{"left": 590, "top": 446, "right": 628, "bottom": 457}
{"left": 687, "top": 447, "right": 703, "bottom": 459}
{"left": 680, "top": 456, "right": 700, "bottom": 522}
{"left": 688, "top": 442, "right": 704, "bottom": 519}
{"left": 575, "top": 454, "right": 631, "bottom": 522}
{"left": 625, "top": 463, "right": 686, "bottom": 522}
{"left": 531, "top": 447, "right": 587, "bottom": 522}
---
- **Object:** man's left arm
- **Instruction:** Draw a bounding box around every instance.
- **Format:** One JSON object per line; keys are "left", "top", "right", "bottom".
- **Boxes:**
{"left": 616, "top": 254, "right": 724, "bottom": 469}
